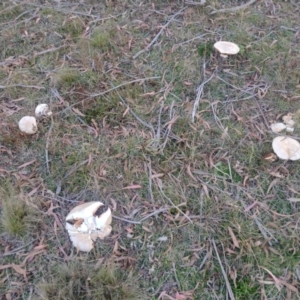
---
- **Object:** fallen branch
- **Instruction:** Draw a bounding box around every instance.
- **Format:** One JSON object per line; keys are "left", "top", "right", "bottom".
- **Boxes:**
{"left": 133, "top": 7, "right": 186, "bottom": 59}
{"left": 210, "top": 0, "right": 257, "bottom": 15}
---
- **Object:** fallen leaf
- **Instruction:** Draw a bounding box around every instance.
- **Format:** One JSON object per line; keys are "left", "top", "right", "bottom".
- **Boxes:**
{"left": 123, "top": 184, "right": 142, "bottom": 190}
{"left": 228, "top": 226, "right": 239, "bottom": 249}
{"left": 72, "top": 107, "right": 85, "bottom": 116}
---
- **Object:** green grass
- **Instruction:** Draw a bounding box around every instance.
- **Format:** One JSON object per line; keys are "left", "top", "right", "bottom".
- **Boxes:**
{"left": 1, "top": 1, "right": 300, "bottom": 299}
{"left": 0, "top": 183, "right": 41, "bottom": 237}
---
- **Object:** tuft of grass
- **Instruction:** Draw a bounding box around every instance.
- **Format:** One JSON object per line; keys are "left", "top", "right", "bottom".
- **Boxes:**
{"left": 91, "top": 28, "right": 112, "bottom": 51}
{"left": 35, "top": 260, "right": 145, "bottom": 300}
{"left": 0, "top": 182, "right": 41, "bottom": 237}
{"left": 53, "top": 68, "right": 81, "bottom": 88}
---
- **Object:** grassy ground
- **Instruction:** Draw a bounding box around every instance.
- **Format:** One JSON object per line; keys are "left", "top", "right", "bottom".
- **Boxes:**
{"left": 1, "top": 0, "right": 300, "bottom": 299}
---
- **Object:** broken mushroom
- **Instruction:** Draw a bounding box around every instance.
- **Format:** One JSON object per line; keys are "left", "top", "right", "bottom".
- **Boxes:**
{"left": 214, "top": 41, "right": 240, "bottom": 58}
{"left": 35, "top": 104, "right": 52, "bottom": 117}
{"left": 65, "top": 201, "right": 112, "bottom": 252}
{"left": 18, "top": 116, "right": 38, "bottom": 134}
{"left": 272, "top": 136, "right": 300, "bottom": 160}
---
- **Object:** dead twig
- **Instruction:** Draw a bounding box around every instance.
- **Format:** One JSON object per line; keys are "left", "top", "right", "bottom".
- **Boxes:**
{"left": 236, "top": 187, "right": 277, "bottom": 245}
{"left": 0, "top": 84, "right": 44, "bottom": 90}
{"left": 133, "top": 7, "right": 186, "bottom": 59}
{"left": 112, "top": 84, "right": 155, "bottom": 133}
{"left": 172, "top": 262, "right": 182, "bottom": 291}
{"left": 192, "top": 65, "right": 215, "bottom": 122}
{"left": 56, "top": 159, "right": 90, "bottom": 195}
{"left": 112, "top": 215, "right": 142, "bottom": 225}
{"left": 157, "top": 185, "right": 192, "bottom": 223}
{"left": 0, "top": 239, "right": 37, "bottom": 258}
{"left": 211, "top": 239, "right": 235, "bottom": 300}
{"left": 89, "top": 77, "right": 160, "bottom": 98}
{"left": 210, "top": 0, "right": 257, "bottom": 15}
{"left": 113, "top": 207, "right": 170, "bottom": 224}
{"left": 139, "top": 208, "right": 169, "bottom": 222}
{"left": 59, "top": 77, "right": 160, "bottom": 114}
{"left": 185, "top": 0, "right": 206, "bottom": 6}
{"left": 45, "top": 115, "right": 54, "bottom": 174}
{"left": 173, "top": 33, "right": 210, "bottom": 48}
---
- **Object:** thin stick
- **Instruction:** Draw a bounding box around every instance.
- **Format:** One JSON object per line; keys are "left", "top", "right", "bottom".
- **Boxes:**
{"left": 174, "top": 33, "right": 210, "bottom": 47}
{"left": 0, "top": 84, "right": 44, "bottom": 90}
{"left": 45, "top": 115, "right": 54, "bottom": 174}
{"left": 113, "top": 207, "right": 169, "bottom": 224}
{"left": 192, "top": 72, "right": 215, "bottom": 122}
{"left": 112, "top": 215, "right": 141, "bottom": 225}
{"left": 211, "top": 239, "right": 235, "bottom": 300}
{"left": 112, "top": 84, "right": 155, "bottom": 133}
{"left": 147, "top": 158, "right": 154, "bottom": 203}
{"left": 185, "top": 0, "right": 206, "bottom": 6}
{"left": 133, "top": 7, "right": 186, "bottom": 59}
{"left": 210, "top": 0, "right": 257, "bottom": 15}
{"left": 139, "top": 208, "right": 169, "bottom": 222}
{"left": 0, "top": 239, "right": 37, "bottom": 257}
{"left": 89, "top": 77, "right": 160, "bottom": 98}
{"left": 59, "top": 77, "right": 160, "bottom": 114}
{"left": 158, "top": 185, "right": 192, "bottom": 223}
{"left": 172, "top": 262, "right": 182, "bottom": 291}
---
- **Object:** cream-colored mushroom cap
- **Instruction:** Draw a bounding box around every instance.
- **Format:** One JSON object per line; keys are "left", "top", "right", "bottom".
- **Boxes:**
{"left": 35, "top": 104, "right": 52, "bottom": 117}
{"left": 67, "top": 231, "right": 94, "bottom": 252}
{"left": 66, "top": 201, "right": 105, "bottom": 221}
{"left": 272, "top": 136, "right": 300, "bottom": 160}
{"left": 214, "top": 41, "right": 240, "bottom": 57}
{"left": 65, "top": 201, "right": 112, "bottom": 252}
{"left": 270, "top": 123, "right": 286, "bottom": 133}
{"left": 18, "top": 116, "right": 37, "bottom": 134}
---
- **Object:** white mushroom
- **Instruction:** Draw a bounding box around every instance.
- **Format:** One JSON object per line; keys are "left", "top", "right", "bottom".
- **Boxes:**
{"left": 286, "top": 126, "right": 294, "bottom": 133}
{"left": 65, "top": 201, "right": 112, "bottom": 252}
{"left": 35, "top": 104, "right": 52, "bottom": 117}
{"left": 282, "top": 114, "right": 295, "bottom": 128}
{"left": 272, "top": 136, "right": 300, "bottom": 160}
{"left": 270, "top": 123, "right": 286, "bottom": 133}
{"left": 214, "top": 41, "right": 240, "bottom": 58}
{"left": 18, "top": 116, "right": 37, "bottom": 134}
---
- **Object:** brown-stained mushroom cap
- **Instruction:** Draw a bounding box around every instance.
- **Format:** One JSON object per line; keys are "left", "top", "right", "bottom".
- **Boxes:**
{"left": 65, "top": 201, "right": 112, "bottom": 252}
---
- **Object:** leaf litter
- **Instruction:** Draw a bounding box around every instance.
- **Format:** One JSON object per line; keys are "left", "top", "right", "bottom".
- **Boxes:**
{"left": 1, "top": 1, "right": 300, "bottom": 299}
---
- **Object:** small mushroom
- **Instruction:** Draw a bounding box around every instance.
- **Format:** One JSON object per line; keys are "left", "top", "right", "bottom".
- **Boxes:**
{"left": 35, "top": 104, "right": 52, "bottom": 117}
{"left": 270, "top": 123, "right": 286, "bottom": 133}
{"left": 18, "top": 116, "right": 37, "bottom": 134}
{"left": 286, "top": 126, "right": 294, "bottom": 133}
{"left": 282, "top": 114, "right": 295, "bottom": 128}
{"left": 65, "top": 201, "right": 112, "bottom": 252}
{"left": 213, "top": 41, "right": 240, "bottom": 58}
{"left": 272, "top": 136, "right": 300, "bottom": 160}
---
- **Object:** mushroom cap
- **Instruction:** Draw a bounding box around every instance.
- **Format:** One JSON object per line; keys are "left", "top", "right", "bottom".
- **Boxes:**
{"left": 272, "top": 136, "right": 300, "bottom": 160}
{"left": 95, "top": 207, "right": 112, "bottom": 229}
{"left": 214, "top": 41, "right": 240, "bottom": 55}
{"left": 66, "top": 201, "right": 104, "bottom": 221}
{"left": 18, "top": 116, "right": 37, "bottom": 134}
{"left": 68, "top": 231, "right": 94, "bottom": 252}
{"left": 270, "top": 122, "right": 286, "bottom": 133}
{"left": 65, "top": 201, "right": 112, "bottom": 252}
{"left": 35, "top": 104, "right": 52, "bottom": 117}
